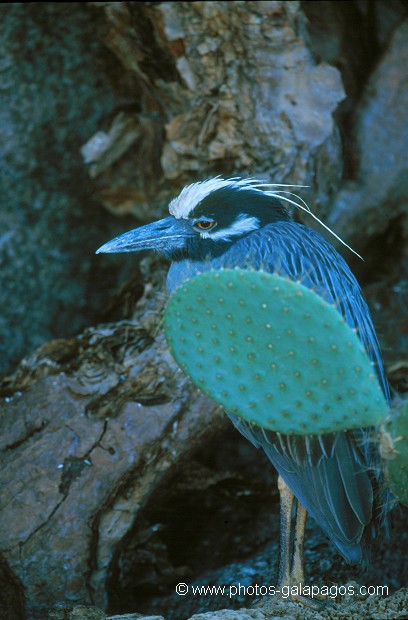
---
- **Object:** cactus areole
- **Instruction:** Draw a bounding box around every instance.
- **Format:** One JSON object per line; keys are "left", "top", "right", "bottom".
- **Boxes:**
{"left": 164, "top": 269, "right": 388, "bottom": 435}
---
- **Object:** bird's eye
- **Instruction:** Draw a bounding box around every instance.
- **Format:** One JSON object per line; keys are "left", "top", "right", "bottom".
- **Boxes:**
{"left": 195, "top": 220, "right": 216, "bottom": 231}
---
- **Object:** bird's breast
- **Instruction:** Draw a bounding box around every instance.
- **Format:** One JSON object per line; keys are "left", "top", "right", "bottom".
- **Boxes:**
{"left": 167, "top": 258, "right": 214, "bottom": 293}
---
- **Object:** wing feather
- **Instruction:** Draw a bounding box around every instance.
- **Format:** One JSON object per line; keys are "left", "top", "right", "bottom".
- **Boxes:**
{"left": 211, "top": 222, "right": 389, "bottom": 561}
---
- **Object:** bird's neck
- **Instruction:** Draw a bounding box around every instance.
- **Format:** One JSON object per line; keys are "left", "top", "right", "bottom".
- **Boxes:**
{"left": 167, "top": 258, "right": 212, "bottom": 293}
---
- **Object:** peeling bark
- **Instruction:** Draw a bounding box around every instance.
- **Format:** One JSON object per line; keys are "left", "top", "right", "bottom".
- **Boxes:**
{"left": 1, "top": 2, "right": 407, "bottom": 619}
{"left": 84, "top": 1, "right": 345, "bottom": 218}
{"left": 0, "top": 274, "right": 226, "bottom": 617}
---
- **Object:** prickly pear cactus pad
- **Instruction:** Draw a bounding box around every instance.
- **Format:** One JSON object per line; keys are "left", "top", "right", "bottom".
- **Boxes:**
{"left": 381, "top": 400, "right": 408, "bottom": 505}
{"left": 163, "top": 269, "right": 388, "bottom": 435}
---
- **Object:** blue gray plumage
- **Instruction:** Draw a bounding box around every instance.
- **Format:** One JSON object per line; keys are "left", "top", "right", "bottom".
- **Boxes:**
{"left": 97, "top": 177, "right": 390, "bottom": 564}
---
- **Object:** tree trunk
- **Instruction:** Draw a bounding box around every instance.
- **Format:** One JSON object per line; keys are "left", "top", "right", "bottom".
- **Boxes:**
{"left": 1, "top": 2, "right": 407, "bottom": 619}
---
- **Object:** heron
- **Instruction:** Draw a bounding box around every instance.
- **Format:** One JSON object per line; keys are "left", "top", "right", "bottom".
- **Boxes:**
{"left": 97, "top": 177, "right": 390, "bottom": 595}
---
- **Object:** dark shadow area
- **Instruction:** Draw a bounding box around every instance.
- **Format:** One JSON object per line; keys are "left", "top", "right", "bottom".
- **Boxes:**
{"left": 354, "top": 215, "right": 407, "bottom": 287}
{"left": 106, "top": 430, "right": 279, "bottom": 617}
{"left": 0, "top": 557, "right": 25, "bottom": 620}
{"left": 106, "top": 428, "right": 408, "bottom": 619}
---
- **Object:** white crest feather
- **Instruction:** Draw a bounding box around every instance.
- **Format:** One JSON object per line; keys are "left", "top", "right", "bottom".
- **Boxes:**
{"left": 168, "top": 177, "right": 259, "bottom": 218}
{"left": 168, "top": 176, "right": 362, "bottom": 260}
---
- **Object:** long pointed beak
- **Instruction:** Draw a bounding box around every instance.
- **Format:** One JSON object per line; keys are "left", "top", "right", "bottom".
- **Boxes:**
{"left": 96, "top": 216, "right": 192, "bottom": 256}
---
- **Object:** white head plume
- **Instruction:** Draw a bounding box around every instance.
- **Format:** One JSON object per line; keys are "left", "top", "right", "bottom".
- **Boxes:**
{"left": 168, "top": 176, "right": 362, "bottom": 260}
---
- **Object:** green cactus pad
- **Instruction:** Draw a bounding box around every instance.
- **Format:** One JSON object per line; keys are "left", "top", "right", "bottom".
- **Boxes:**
{"left": 163, "top": 269, "right": 388, "bottom": 435}
{"left": 381, "top": 400, "right": 408, "bottom": 505}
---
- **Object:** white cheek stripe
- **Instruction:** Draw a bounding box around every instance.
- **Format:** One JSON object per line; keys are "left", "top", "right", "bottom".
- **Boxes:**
{"left": 200, "top": 215, "right": 260, "bottom": 241}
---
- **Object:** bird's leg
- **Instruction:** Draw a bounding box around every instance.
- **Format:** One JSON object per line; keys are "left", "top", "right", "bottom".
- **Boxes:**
{"left": 255, "top": 477, "right": 327, "bottom": 611}
{"left": 290, "top": 501, "right": 328, "bottom": 608}
{"left": 277, "top": 475, "right": 294, "bottom": 588}
{"left": 290, "top": 502, "right": 307, "bottom": 585}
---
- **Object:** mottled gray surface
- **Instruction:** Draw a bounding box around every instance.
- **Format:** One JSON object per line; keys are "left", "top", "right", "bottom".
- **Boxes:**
{"left": 0, "top": 3, "right": 138, "bottom": 376}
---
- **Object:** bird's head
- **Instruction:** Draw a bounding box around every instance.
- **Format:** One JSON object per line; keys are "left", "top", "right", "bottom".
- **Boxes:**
{"left": 96, "top": 177, "right": 292, "bottom": 261}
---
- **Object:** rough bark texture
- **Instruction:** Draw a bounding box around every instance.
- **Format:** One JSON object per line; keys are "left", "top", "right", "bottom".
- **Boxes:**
{"left": 82, "top": 1, "right": 345, "bottom": 216}
{"left": 1, "top": 2, "right": 407, "bottom": 620}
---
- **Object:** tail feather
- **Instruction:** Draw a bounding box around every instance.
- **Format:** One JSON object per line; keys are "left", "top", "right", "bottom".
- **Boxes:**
{"left": 227, "top": 413, "right": 376, "bottom": 563}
